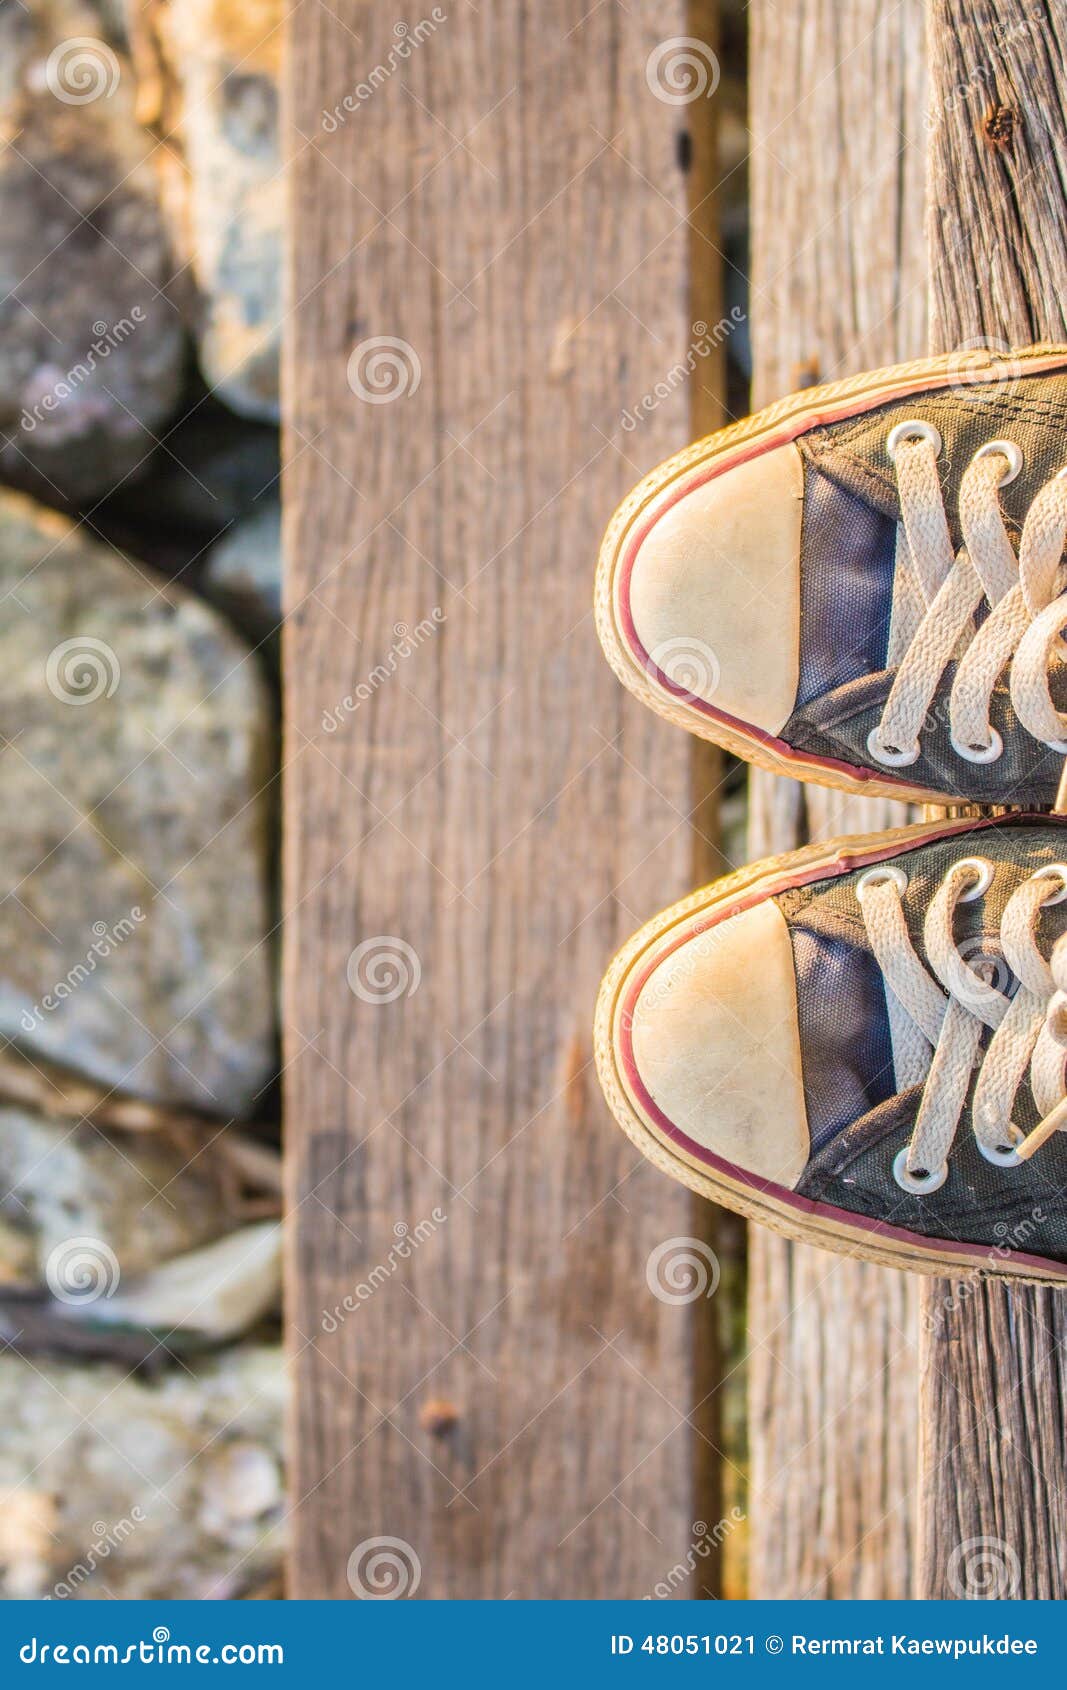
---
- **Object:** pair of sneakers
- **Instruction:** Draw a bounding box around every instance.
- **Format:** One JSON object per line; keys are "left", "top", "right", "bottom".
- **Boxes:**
{"left": 594, "top": 345, "right": 1067, "bottom": 1283}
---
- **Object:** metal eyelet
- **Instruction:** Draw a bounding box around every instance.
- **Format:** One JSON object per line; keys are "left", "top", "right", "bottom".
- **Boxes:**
{"left": 855, "top": 863, "right": 909, "bottom": 900}
{"left": 886, "top": 419, "right": 943, "bottom": 462}
{"left": 972, "top": 439, "right": 1024, "bottom": 485}
{"left": 866, "top": 726, "right": 920, "bottom": 768}
{"left": 953, "top": 856, "right": 995, "bottom": 902}
{"left": 949, "top": 725, "right": 1004, "bottom": 765}
{"left": 977, "top": 1126, "right": 1024, "bottom": 1169}
{"left": 893, "top": 1148, "right": 948, "bottom": 1194}
{"left": 1031, "top": 864, "right": 1067, "bottom": 906}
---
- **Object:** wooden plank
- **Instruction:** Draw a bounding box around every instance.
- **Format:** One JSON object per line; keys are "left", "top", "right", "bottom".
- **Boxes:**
{"left": 918, "top": 0, "right": 1067, "bottom": 1602}
{"left": 745, "top": 0, "right": 927, "bottom": 1599}
{"left": 283, "top": 0, "right": 715, "bottom": 1598}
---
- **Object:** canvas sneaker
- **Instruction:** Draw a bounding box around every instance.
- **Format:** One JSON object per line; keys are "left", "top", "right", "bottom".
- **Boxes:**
{"left": 595, "top": 813, "right": 1067, "bottom": 1281}
{"left": 596, "top": 344, "right": 1067, "bottom": 806}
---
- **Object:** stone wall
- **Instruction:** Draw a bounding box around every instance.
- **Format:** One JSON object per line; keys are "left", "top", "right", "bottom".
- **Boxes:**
{"left": 0, "top": 0, "right": 284, "bottom": 1599}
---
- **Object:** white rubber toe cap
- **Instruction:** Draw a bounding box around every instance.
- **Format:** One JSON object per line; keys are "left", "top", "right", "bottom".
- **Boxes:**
{"left": 624, "top": 441, "right": 804, "bottom": 735}
{"left": 626, "top": 898, "right": 810, "bottom": 1190}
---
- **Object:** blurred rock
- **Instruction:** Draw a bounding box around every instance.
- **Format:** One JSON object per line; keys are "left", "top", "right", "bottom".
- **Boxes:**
{"left": 52, "top": 1222, "right": 282, "bottom": 1350}
{"left": 202, "top": 500, "right": 282, "bottom": 651}
{"left": 0, "top": 0, "right": 185, "bottom": 502}
{"left": 128, "top": 0, "right": 282, "bottom": 422}
{"left": 0, "top": 1108, "right": 245, "bottom": 1291}
{"left": 0, "top": 489, "right": 275, "bottom": 1116}
{"left": 0, "top": 1345, "right": 284, "bottom": 1598}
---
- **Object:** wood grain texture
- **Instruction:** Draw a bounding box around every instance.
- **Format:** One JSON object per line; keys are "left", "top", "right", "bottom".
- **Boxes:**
{"left": 283, "top": 0, "right": 717, "bottom": 1598}
{"left": 745, "top": 0, "right": 927, "bottom": 1599}
{"left": 919, "top": 0, "right": 1067, "bottom": 1602}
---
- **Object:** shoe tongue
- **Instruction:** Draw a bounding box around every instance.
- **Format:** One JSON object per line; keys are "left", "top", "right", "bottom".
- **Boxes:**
{"left": 794, "top": 462, "right": 896, "bottom": 705}
{"left": 800, "top": 1084, "right": 922, "bottom": 1188}
{"left": 790, "top": 927, "right": 895, "bottom": 1150}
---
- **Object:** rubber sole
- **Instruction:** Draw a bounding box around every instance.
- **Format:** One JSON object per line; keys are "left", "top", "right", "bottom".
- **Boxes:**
{"left": 594, "top": 344, "right": 1067, "bottom": 808}
{"left": 594, "top": 815, "right": 1067, "bottom": 1285}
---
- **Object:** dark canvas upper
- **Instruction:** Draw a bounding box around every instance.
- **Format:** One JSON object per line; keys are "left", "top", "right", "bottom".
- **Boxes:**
{"left": 776, "top": 818, "right": 1067, "bottom": 1263}
{"left": 784, "top": 364, "right": 1067, "bottom": 803}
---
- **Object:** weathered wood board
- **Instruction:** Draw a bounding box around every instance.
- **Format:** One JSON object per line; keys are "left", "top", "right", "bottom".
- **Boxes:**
{"left": 284, "top": 0, "right": 721, "bottom": 1597}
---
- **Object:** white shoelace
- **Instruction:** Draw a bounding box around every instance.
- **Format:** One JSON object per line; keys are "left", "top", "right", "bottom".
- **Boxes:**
{"left": 856, "top": 855, "right": 1067, "bottom": 1192}
{"left": 866, "top": 421, "right": 1067, "bottom": 770}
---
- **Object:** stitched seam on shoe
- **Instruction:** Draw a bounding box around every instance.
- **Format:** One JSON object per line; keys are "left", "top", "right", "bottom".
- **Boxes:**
{"left": 827, "top": 387, "right": 1067, "bottom": 439}
{"left": 798, "top": 436, "right": 897, "bottom": 503}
